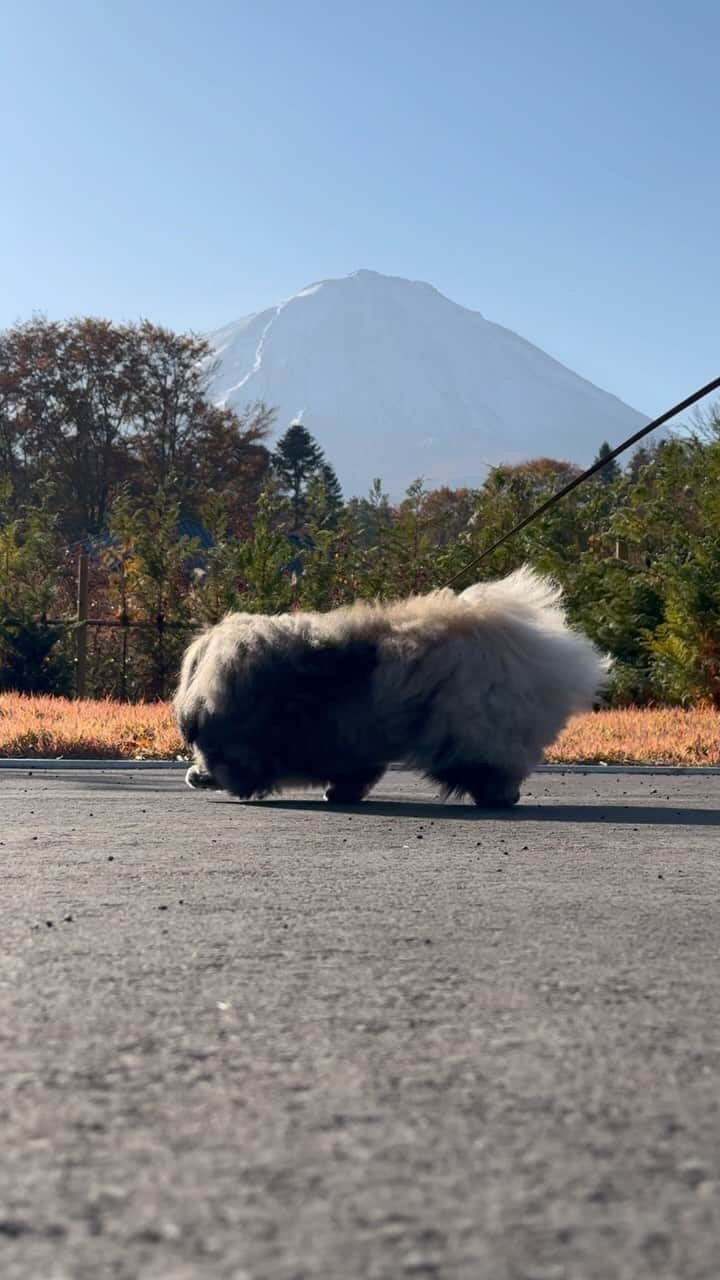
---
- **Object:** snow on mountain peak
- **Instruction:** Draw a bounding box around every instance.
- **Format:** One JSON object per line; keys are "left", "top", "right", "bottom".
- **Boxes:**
{"left": 207, "top": 270, "right": 646, "bottom": 497}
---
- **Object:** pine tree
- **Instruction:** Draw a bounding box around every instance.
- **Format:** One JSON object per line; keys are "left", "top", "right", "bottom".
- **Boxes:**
{"left": 592, "top": 441, "right": 621, "bottom": 485}
{"left": 306, "top": 462, "right": 344, "bottom": 529}
{"left": 272, "top": 421, "right": 327, "bottom": 529}
{"left": 320, "top": 463, "right": 343, "bottom": 517}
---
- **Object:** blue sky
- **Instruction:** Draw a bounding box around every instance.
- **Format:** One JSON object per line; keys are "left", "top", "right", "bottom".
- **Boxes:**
{"left": 2, "top": 0, "right": 718, "bottom": 421}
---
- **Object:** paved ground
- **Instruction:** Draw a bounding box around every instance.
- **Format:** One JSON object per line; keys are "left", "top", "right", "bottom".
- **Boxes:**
{"left": 2, "top": 765, "right": 720, "bottom": 1280}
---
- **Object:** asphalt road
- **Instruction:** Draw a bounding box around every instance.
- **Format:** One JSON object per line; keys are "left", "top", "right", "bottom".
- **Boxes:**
{"left": 2, "top": 765, "right": 720, "bottom": 1280}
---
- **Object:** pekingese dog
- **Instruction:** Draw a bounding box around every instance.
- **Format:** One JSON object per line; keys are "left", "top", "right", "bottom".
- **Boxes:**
{"left": 174, "top": 567, "right": 608, "bottom": 806}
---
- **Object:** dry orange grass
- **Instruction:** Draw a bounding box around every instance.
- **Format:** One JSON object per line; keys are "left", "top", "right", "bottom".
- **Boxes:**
{"left": 546, "top": 706, "right": 720, "bottom": 766}
{"left": 0, "top": 694, "right": 184, "bottom": 760}
{"left": 0, "top": 695, "right": 718, "bottom": 765}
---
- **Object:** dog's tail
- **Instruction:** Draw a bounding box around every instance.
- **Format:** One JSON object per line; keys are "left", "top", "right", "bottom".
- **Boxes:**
{"left": 460, "top": 565, "right": 612, "bottom": 709}
{"left": 460, "top": 565, "right": 565, "bottom": 627}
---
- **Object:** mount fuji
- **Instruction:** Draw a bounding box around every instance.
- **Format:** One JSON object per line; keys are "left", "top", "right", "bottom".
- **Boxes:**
{"left": 207, "top": 270, "right": 647, "bottom": 497}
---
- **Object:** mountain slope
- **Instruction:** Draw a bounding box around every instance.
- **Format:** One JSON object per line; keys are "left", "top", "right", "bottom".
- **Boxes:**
{"left": 207, "top": 270, "right": 647, "bottom": 496}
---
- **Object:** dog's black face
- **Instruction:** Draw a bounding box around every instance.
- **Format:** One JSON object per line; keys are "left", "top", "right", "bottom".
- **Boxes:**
{"left": 177, "top": 688, "right": 264, "bottom": 797}
{"left": 177, "top": 689, "right": 273, "bottom": 797}
{"left": 177, "top": 636, "right": 385, "bottom": 800}
{"left": 185, "top": 740, "right": 277, "bottom": 799}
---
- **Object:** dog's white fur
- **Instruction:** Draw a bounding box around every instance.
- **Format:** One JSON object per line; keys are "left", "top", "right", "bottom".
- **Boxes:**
{"left": 174, "top": 566, "right": 609, "bottom": 806}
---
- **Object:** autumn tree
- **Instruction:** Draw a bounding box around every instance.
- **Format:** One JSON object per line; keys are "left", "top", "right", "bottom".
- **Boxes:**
{"left": 0, "top": 316, "right": 273, "bottom": 539}
{"left": 176, "top": 400, "right": 274, "bottom": 535}
{"left": 463, "top": 458, "right": 587, "bottom": 580}
{"left": 122, "top": 323, "right": 272, "bottom": 511}
{"left": 0, "top": 317, "right": 134, "bottom": 533}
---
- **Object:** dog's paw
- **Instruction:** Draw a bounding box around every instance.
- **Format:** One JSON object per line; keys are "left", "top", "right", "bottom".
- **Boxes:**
{"left": 185, "top": 764, "right": 219, "bottom": 790}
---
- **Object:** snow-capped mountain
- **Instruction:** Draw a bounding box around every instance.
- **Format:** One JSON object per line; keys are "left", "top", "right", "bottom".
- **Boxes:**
{"left": 207, "top": 270, "right": 647, "bottom": 497}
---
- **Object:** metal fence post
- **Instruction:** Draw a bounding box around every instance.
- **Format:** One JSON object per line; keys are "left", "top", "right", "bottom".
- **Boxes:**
{"left": 75, "top": 548, "right": 89, "bottom": 699}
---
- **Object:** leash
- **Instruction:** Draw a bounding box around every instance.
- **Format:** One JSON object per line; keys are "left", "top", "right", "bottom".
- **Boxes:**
{"left": 443, "top": 374, "right": 720, "bottom": 589}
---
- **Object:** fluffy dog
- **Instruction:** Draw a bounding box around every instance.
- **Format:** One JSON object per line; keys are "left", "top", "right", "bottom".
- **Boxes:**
{"left": 173, "top": 567, "right": 609, "bottom": 806}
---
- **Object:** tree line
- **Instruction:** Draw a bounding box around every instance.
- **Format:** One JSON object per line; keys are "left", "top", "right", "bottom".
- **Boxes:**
{"left": 1, "top": 316, "right": 718, "bottom": 707}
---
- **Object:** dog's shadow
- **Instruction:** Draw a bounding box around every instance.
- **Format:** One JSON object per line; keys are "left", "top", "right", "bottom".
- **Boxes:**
{"left": 214, "top": 797, "right": 720, "bottom": 827}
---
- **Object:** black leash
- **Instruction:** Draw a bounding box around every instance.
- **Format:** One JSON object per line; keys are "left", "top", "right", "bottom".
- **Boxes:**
{"left": 443, "top": 374, "right": 720, "bottom": 589}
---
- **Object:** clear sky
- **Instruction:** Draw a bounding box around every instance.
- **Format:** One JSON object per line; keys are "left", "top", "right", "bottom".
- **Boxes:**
{"left": 2, "top": 0, "right": 718, "bottom": 420}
